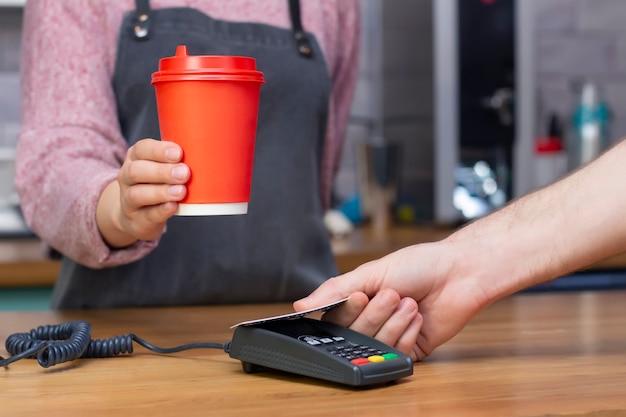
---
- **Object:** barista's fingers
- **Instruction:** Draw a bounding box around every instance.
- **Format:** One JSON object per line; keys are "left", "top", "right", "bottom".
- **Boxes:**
{"left": 128, "top": 138, "right": 182, "bottom": 163}
{"left": 151, "top": 201, "right": 179, "bottom": 222}
{"left": 123, "top": 183, "right": 187, "bottom": 213}
{"left": 119, "top": 197, "right": 180, "bottom": 241}
{"left": 128, "top": 214, "right": 168, "bottom": 241}
{"left": 121, "top": 159, "right": 189, "bottom": 187}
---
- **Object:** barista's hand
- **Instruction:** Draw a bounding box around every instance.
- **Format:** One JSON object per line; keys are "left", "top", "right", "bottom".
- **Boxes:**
{"left": 294, "top": 242, "right": 490, "bottom": 361}
{"left": 96, "top": 139, "right": 189, "bottom": 248}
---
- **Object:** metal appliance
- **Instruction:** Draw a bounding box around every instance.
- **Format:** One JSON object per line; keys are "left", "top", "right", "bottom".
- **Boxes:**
{"left": 434, "top": 0, "right": 535, "bottom": 223}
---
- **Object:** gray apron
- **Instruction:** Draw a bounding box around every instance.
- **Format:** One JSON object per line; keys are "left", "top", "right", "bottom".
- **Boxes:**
{"left": 51, "top": 0, "right": 337, "bottom": 309}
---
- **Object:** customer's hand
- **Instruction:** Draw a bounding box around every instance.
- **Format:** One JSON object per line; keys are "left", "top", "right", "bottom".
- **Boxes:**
{"left": 297, "top": 139, "right": 626, "bottom": 361}
{"left": 294, "top": 242, "right": 491, "bottom": 361}
{"left": 96, "top": 138, "right": 190, "bottom": 247}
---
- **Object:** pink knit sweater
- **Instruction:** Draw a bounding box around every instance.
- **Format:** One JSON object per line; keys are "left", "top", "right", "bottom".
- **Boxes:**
{"left": 16, "top": 0, "right": 359, "bottom": 268}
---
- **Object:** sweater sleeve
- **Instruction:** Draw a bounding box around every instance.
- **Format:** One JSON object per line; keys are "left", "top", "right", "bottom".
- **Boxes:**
{"left": 16, "top": 0, "right": 158, "bottom": 268}
{"left": 318, "top": 0, "right": 360, "bottom": 209}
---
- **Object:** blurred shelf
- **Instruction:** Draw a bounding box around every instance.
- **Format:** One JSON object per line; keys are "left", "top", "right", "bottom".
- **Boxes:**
{"left": 0, "top": 1, "right": 24, "bottom": 6}
{"left": 0, "top": 237, "right": 59, "bottom": 288}
{"left": 2, "top": 224, "right": 626, "bottom": 289}
{"left": 332, "top": 224, "right": 626, "bottom": 274}
{"left": 332, "top": 224, "right": 454, "bottom": 273}
{"left": 0, "top": 287, "right": 53, "bottom": 311}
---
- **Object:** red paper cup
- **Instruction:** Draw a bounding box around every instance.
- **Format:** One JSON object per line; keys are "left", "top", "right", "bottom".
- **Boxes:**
{"left": 152, "top": 45, "right": 265, "bottom": 215}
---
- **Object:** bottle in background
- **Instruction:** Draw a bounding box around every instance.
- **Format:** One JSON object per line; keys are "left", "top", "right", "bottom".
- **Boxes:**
{"left": 568, "top": 81, "right": 611, "bottom": 170}
{"left": 534, "top": 112, "right": 567, "bottom": 189}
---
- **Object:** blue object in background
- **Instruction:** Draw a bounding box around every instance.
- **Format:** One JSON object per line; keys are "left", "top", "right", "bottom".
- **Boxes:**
{"left": 569, "top": 81, "right": 611, "bottom": 169}
{"left": 338, "top": 194, "right": 364, "bottom": 225}
{"left": 0, "top": 287, "right": 52, "bottom": 311}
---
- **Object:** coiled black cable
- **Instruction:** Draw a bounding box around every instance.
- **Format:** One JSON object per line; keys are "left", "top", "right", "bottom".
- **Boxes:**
{"left": 1, "top": 320, "right": 230, "bottom": 369}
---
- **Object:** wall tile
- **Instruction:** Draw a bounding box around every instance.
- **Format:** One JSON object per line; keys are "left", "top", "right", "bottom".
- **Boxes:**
{"left": 608, "top": 118, "right": 626, "bottom": 144}
{"left": 382, "top": 31, "right": 432, "bottom": 76}
{"left": 382, "top": 122, "right": 434, "bottom": 178}
{"left": 535, "top": 75, "right": 578, "bottom": 128}
{"left": 536, "top": 35, "right": 619, "bottom": 76}
{"left": 601, "top": 82, "right": 626, "bottom": 118}
{"left": 613, "top": 34, "right": 626, "bottom": 74}
{"left": 382, "top": 75, "right": 433, "bottom": 119}
{"left": 382, "top": 0, "right": 432, "bottom": 38}
{"left": 578, "top": 0, "right": 626, "bottom": 32}
{"left": 534, "top": 0, "right": 578, "bottom": 32}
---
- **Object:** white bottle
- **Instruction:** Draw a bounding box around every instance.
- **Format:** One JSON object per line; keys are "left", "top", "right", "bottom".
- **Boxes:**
{"left": 569, "top": 82, "right": 610, "bottom": 169}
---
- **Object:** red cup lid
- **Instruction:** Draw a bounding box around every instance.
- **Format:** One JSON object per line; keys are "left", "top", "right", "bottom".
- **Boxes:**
{"left": 151, "top": 45, "right": 265, "bottom": 84}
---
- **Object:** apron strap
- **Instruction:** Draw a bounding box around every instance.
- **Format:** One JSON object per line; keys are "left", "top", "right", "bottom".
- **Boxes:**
{"left": 131, "top": 0, "right": 311, "bottom": 56}
{"left": 288, "top": 0, "right": 313, "bottom": 58}
{"left": 133, "top": 0, "right": 151, "bottom": 40}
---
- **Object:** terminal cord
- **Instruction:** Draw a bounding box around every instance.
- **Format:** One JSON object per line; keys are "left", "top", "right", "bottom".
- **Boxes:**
{"left": 0, "top": 320, "right": 230, "bottom": 369}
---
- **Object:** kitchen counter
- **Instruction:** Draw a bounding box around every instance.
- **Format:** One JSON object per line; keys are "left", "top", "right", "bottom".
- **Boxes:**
{"left": 3, "top": 224, "right": 626, "bottom": 288}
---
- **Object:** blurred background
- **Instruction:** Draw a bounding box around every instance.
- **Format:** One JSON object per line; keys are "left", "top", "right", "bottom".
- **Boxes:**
{"left": 3, "top": 0, "right": 626, "bottom": 229}
{"left": 3, "top": 0, "right": 626, "bottom": 306}
{"left": 334, "top": 0, "right": 626, "bottom": 227}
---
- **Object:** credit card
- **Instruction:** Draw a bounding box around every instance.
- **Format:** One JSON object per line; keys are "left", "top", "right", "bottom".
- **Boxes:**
{"left": 230, "top": 297, "right": 350, "bottom": 328}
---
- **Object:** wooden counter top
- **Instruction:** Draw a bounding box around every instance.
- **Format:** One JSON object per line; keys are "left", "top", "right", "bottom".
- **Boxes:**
{"left": 0, "top": 238, "right": 60, "bottom": 287}
{"left": 2, "top": 291, "right": 626, "bottom": 416}
{"left": 3, "top": 224, "right": 626, "bottom": 288}
{"left": 331, "top": 224, "right": 626, "bottom": 273}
